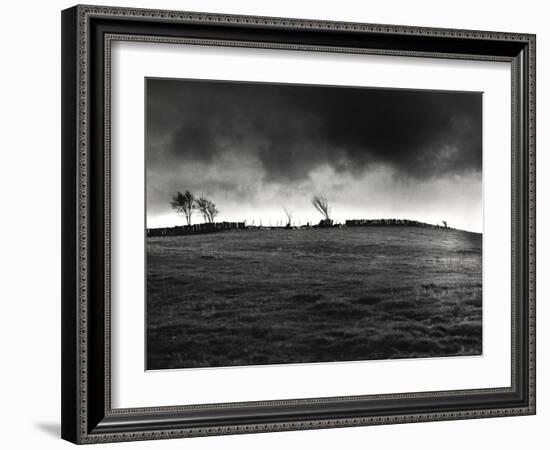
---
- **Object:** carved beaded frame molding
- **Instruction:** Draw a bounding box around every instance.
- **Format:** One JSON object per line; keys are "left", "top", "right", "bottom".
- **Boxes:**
{"left": 61, "top": 4, "right": 536, "bottom": 445}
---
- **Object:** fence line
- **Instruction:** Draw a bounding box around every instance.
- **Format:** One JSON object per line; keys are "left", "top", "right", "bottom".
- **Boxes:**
{"left": 345, "top": 219, "right": 453, "bottom": 229}
{"left": 147, "top": 219, "right": 457, "bottom": 237}
{"left": 147, "top": 222, "right": 245, "bottom": 237}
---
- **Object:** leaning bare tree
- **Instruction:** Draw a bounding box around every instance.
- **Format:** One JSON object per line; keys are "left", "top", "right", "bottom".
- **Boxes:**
{"left": 311, "top": 195, "right": 332, "bottom": 226}
{"left": 205, "top": 199, "right": 219, "bottom": 223}
{"left": 194, "top": 195, "right": 219, "bottom": 223}
{"left": 282, "top": 206, "right": 293, "bottom": 228}
{"left": 170, "top": 190, "right": 195, "bottom": 225}
{"left": 194, "top": 196, "right": 210, "bottom": 223}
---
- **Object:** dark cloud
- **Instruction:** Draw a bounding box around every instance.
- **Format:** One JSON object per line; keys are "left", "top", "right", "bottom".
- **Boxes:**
{"left": 146, "top": 78, "right": 481, "bottom": 183}
{"left": 146, "top": 78, "right": 482, "bottom": 230}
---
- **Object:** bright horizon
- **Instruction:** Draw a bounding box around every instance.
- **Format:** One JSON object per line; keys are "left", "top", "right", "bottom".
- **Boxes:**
{"left": 146, "top": 79, "right": 482, "bottom": 234}
{"left": 146, "top": 163, "right": 482, "bottom": 233}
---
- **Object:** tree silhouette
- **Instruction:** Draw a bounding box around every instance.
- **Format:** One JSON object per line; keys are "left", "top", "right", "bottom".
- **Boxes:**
{"left": 195, "top": 195, "right": 219, "bottom": 223}
{"left": 205, "top": 199, "right": 219, "bottom": 223}
{"left": 194, "top": 196, "right": 210, "bottom": 223}
{"left": 283, "top": 207, "right": 293, "bottom": 227}
{"left": 311, "top": 195, "right": 333, "bottom": 227}
{"left": 311, "top": 195, "right": 330, "bottom": 221}
{"left": 170, "top": 191, "right": 195, "bottom": 225}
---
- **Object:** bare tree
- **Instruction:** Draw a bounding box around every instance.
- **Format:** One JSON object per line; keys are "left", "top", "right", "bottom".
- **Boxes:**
{"left": 311, "top": 195, "right": 330, "bottom": 221}
{"left": 205, "top": 199, "right": 219, "bottom": 223}
{"left": 194, "top": 196, "right": 210, "bottom": 223}
{"left": 170, "top": 190, "right": 195, "bottom": 225}
{"left": 283, "top": 207, "right": 293, "bottom": 227}
{"left": 194, "top": 195, "right": 219, "bottom": 223}
{"left": 442, "top": 220, "right": 448, "bottom": 228}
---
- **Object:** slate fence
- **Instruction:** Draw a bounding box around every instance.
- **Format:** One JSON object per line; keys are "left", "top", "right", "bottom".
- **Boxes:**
{"left": 147, "top": 222, "right": 245, "bottom": 237}
{"left": 345, "top": 218, "right": 453, "bottom": 229}
{"left": 147, "top": 219, "right": 458, "bottom": 237}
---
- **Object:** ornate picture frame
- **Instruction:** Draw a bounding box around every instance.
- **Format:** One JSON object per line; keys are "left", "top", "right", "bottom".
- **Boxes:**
{"left": 61, "top": 4, "right": 535, "bottom": 444}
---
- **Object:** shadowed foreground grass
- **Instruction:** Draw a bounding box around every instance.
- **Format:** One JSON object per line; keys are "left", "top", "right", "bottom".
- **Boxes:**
{"left": 146, "top": 227, "right": 482, "bottom": 369}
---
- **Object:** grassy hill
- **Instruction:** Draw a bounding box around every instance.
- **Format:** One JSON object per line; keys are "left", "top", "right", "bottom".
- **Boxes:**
{"left": 146, "top": 226, "right": 482, "bottom": 370}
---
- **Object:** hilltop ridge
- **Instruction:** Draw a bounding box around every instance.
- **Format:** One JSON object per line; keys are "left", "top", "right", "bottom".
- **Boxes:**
{"left": 147, "top": 218, "right": 473, "bottom": 237}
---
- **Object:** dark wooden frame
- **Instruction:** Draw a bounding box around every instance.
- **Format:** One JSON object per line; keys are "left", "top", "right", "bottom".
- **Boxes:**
{"left": 61, "top": 4, "right": 536, "bottom": 444}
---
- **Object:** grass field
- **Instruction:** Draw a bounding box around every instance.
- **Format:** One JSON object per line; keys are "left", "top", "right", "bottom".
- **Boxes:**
{"left": 146, "top": 227, "right": 482, "bottom": 370}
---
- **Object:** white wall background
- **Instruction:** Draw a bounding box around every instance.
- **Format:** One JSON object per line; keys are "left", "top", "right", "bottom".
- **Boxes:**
{"left": 0, "top": 0, "right": 545, "bottom": 448}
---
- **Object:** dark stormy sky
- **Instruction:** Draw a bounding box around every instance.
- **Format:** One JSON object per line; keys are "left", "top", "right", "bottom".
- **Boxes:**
{"left": 146, "top": 78, "right": 482, "bottom": 232}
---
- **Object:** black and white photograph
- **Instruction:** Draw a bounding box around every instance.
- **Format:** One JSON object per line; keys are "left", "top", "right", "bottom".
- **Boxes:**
{"left": 145, "top": 78, "right": 483, "bottom": 370}
{"left": 54, "top": 3, "right": 537, "bottom": 445}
